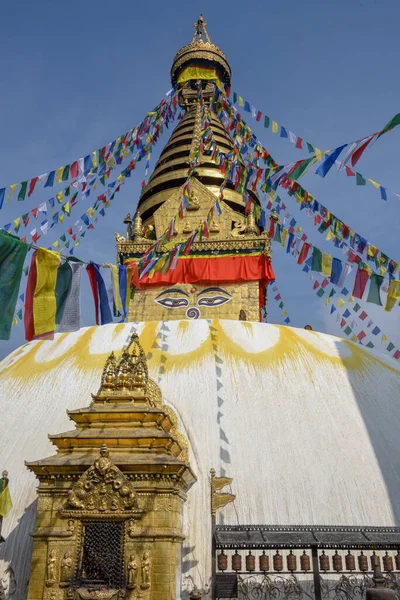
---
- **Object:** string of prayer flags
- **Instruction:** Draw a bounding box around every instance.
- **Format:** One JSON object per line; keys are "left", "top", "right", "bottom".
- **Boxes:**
{"left": 0, "top": 86, "right": 180, "bottom": 209}
{"left": 58, "top": 260, "right": 82, "bottom": 333}
{"left": 0, "top": 231, "right": 28, "bottom": 340}
{"left": 228, "top": 90, "right": 400, "bottom": 202}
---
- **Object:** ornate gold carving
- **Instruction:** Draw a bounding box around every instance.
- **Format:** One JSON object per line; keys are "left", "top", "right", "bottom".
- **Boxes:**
{"left": 162, "top": 404, "right": 188, "bottom": 462}
{"left": 115, "top": 232, "right": 125, "bottom": 243}
{"left": 140, "top": 552, "right": 151, "bottom": 590}
{"left": 132, "top": 211, "right": 144, "bottom": 241}
{"left": 46, "top": 548, "right": 57, "bottom": 587}
{"left": 67, "top": 444, "right": 138, "bottom": 513}
{"left": 192, "top": 14, "right": 211, "bottom": 43}
{"left": 189, "top": 101, "right": 203, "bottom": 161}
{"left": 210, "top": 469, "right": 235, "bottom": 515}
{"left": 60, "top": 550, "right": 73, "bottom": 585}
{"left": 127, "top": 554, "right": 138, "bottom": 590}
{"left": 186, "top": 189, "right": 200, "bottom": 211}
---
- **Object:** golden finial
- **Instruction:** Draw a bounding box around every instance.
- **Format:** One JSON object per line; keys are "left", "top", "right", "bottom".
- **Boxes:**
{"left": 124, "top": 212, "right": 133, "bottom": 239}
{"left": 210, "top": 468, "right": 235, "bottom": 515}
{"left": 132, "top": 211, "right": 144, "bottom": 240}
{"left": 192, "top": 14, "right": 211, "bottom": 43}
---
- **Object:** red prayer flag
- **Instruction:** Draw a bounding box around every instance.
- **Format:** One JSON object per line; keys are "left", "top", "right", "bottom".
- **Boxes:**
{"left": 313, "top": 281, "right": 319, "bottom": 290}
{"left": 351, "top": 136, "right": 375, "bottom": 167}
{"left": 394, "top": 350, "right": 400, "bottom": 360}
{"left": 357, "top": 330, "right": 367, "bottom": 341}
{"left": 340, "top": 318, "right": 346, "bottom": 328}
{"left": 256, "top": 110, "right": 262, "bottom": 122}
{"left": 67, "top": 227, "right": 73, "bottom": 235}
{"left": 345, "top": 166, "right": 355, "bottom": 176}
{"left": 352, "top": 268, "right": 370, "bottom": 299}
{"left": 28, "top": 177, "right": 38, "bottom": 197}
{"left": 321, "top": 278, "right": 329, "bottom": 289}
{"left": 70, "top": 161, "right": 79, "bottom": 179}
{"left": 295, "top": 137, "right": 303, "bottom": 149}
{"left": 359, "top": 310, "right": 368, "bottom": 320}
{"left": 297, "top": 242, "right": 311, "bottom": 265}
{"left": 31, "top": 208, "right": 38, "bottom": 218}
{"left": 86, "top": 264, "right": 100, "bottom": 325}
{"left": 31, "top": 232, "right": 40, "bottom": 243}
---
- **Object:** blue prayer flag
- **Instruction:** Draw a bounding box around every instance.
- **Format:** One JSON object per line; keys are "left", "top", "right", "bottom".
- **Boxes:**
{"left": 341, "top": 287, "right": 350, "bottom": 296}
{"left": 44, "top": 171, "right": 55, "bottom": 188}
{"left": 316, "top": 145, "right": 347, "bottom": 178}
{"left": 343, "top": 309, "right": 351, "bottom": 318}
{"left": 244, "top": 101, "right": 251, "bottom": 112}
{"left": 330, "top": 258, "right": 343, "bottom": 285}
{"left": 380, "top": 186, "right": 387, "bottom": 201}
{"left": 0, "top": 188, "right": 5, "bottom": 209}
{"left": 280, "top": 126, "right": 288, "bottom": 138}
{"left": 372, "top": 326, "right": 381, "bottom": 335}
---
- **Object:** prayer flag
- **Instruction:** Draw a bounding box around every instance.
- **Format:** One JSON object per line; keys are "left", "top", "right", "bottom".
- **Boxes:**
{"left": 316, "top": 145, "right": 347, "bottom": 178}
{"left": 385, "top": 280, "right": 400, "bottom": 312}
{"left": 297, "top": 242, "right": 311, "bottom": 265}
{"left": 366, "top": 273, "right": 383, "bottom": 306}
{"left": 45, "top": 171, "right": 55, "bottom": 187}
{"left": 58, "top": 261, "right": 82, "bottom": 333}
{"left": 321, "top": 253, "right": 332, "bottom": 277}
{"left": 33, "top": 248, "right": 60, "bottom": 336}
{"left": 356, "top": 172, "right": 366, "bottom": 185}
{"left": 378, "top": 113, "right": 400, "bottom": 138}
{"left": 352, "top": 268, "right": 369, "bottom": 299}
{"left": 311, "top": 246, "right": 323, "bottom": 272}
{"left": 18, "top": 181, "right": 28, "bottom": 201}
{"left": 0, "top": 232, "right": 28, "bottom": 340}
{"left": 55, "top": 261, "right": 73, "bottom": 324}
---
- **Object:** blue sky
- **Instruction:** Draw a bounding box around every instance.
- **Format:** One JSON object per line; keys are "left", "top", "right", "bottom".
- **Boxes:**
{"left": 0, "top": 0, "right": 399, "bottom": 359}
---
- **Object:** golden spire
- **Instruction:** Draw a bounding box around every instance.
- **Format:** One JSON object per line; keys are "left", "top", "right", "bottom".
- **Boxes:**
{"left": 192, "top": 14, "right": 211, "bottom": 43}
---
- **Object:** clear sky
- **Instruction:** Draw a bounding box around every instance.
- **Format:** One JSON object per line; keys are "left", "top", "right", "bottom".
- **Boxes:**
{"left": 0, "top": 0, "right": 399, "bottom": 359}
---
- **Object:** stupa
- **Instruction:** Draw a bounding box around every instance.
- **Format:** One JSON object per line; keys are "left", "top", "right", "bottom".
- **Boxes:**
{"left": 0, "top": 15, "right": 400, "bottom": 600}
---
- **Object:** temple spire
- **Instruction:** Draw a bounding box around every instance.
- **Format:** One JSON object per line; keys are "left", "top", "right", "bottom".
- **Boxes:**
{"left": 192, "top": 14, "right": 211, "bottom": 43}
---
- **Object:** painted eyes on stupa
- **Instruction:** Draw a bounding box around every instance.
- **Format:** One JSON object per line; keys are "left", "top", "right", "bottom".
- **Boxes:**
{"left": 155, "top": 297, "right": 189, "bottom": 308}
{"left": 197, "top": 295, "right": 231, "bottom": 307}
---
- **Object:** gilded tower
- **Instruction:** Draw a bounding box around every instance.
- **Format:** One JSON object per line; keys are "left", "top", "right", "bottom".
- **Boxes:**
{"left": 116, "top": 16, "right": 274, "bottom": 323}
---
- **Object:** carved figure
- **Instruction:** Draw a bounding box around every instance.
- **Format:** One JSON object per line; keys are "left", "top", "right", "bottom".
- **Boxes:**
{"left": 127, "top": 555, "right": 138, "bottom": 589}
{"left": 209, "top": 219, "right": 220, "bottom": 233}
{"left": 46, "top": 549, "right": 57, "bottom": 586}
{"left": 231, "top": 220, "right": 246, "bottom": 237}
{"left": 141, "top": 552, "right": 151, "bottom": 590}
{"left": 115, "top": 232, "right": 126, "bottom": 243}
{"left": 60, "top": 551, "right": 73, "bottom": 582}
{"left": 187, "top": 190, "right": 200, "bottom": 211}
{"left": 183, "top": 220, "right": 192, "bottom": 234}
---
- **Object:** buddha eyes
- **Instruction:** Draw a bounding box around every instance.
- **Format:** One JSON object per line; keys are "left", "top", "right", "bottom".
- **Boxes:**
{"left": 197, "top": 296, "right": 231, "bottom": 307}
{"left": 155, "top": 297, "right": 189, "bottom": 308}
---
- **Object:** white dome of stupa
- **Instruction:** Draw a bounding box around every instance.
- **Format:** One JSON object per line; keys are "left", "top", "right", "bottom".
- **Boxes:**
{"left": 1, "top": 319, "right": 400, "bottom": 597}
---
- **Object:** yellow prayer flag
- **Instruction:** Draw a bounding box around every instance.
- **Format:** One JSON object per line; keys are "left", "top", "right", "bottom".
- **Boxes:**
{"left": 53, "top": 240, "right": 60, "bottom": 248}
{"left": 336, "top": 298, "right": 346, "bottom": 308}
{"left": 87, "top": 207, "right": 94, "bottom": 218}
{"left": 351, "top": 334, "right": 358, "bottom": 342}
{"left": 321, "top": 252, "right": 332, "bottom": 277}
{"left": 296, "top": 226, "right": 302, "bottom": 234}
{"left": 58, "top": 214, "right": 65, "bottom": 223}
{"left": 5, "top": 183, "right": 17, "bottom": 202}
{"left": 12, "top": 316, "right": 18, "bottom": 326}
{"left": 281, "top": 309, "right": 287, "bottom": 316}
{"left": 380, "top": 266, "right": 386, "bottom": 276}
{"left": 385, "top": 280, "right": 400, "bottom": 312}
{"left": 381, "top": 334, "right": 388, "bottom": 343}
{"left": 281, "top": 228, "right": 288, "bottom": 247}
{"left": 325, "top": 297, "right": 331, "bottom": 305}
{"left": 314, "top": 148, "right": 322, "bottom": 162}
{"left": 368, "top": 179, "right": 380, "bottom": 188}
{"left": 56, "top": 191, "right": 63, "bottom": 203}
{"left": 126, "top": 265, "right": 134, "bottom": 306}
{"left": 272, "top": 121, "right": 279, "bottom": 133}
{"left": 74, "top": 241, "right": 80, "bottom": 246}
{"left": 117, "top": 174, "right": 124, "bottom": 183}
{"left": 367, "top": 245, "right": 377, "bottom": 258}
{"left": 14, "top": 217, "right": 21, "bottom": 229}
{"left": 349, "top": 295, "right": 355, "bottom": 303}
{"left": 107, "top": 157, "right": 116, "bottom": 169}
{"left": 92, "top": 150, "right": 98, "bottom": 168}
{"left": 238, "top": 97, "right": 244, "bottom": 107}
{"left": 33, "top": 248, "right": 60, "bottom": 337}
{"left": 326, "top": 230, "right": 334, "bottom": 241}
{"left": 92, "top": 182, "right": 97, "bottom": 191}
{"left": 63, "top": 202, "right": 70, "bottom": 215}
{"left": 55, "top": 166, "right": 64, "bottom": 184}
{"left": 110, "top": 264, "right": 122, "bottom": 313}
{"left": 0, "top": 485, "right": 12, "bottom": 518}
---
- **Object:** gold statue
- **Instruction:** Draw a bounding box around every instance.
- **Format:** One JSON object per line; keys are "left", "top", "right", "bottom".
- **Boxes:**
{"left": 192, "top": 14, "right": 211, "bottom": 43}
{"left": 60, "top": 551, "right": 73, "bottom": 583}
{"left": 209, "top": 219, "right": 220, "bottom": 233}
{"left": 127, "top": 554, "right": 138, "bottom": 589}
{"left": 141, "top": 551, "right": 151, "bottom": 589}
{"left": 183, "top": 220, "right": 192, "bottom": 234}
{"left": 46, "top": 549, "right": 57, "bottom": 586}
{"left": 187, "top": 190, "right": 200, "bottom": 211}
{"left": 115, "top": 232, "right": 125, "bottom": 243}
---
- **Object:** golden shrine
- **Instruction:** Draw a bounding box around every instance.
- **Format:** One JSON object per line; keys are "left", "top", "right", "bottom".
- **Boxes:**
{"left": 25, "top": 333, "right": 195, "bottom": 600}
{"left": 116, "top": 15, "right": 274, "bottom": 324}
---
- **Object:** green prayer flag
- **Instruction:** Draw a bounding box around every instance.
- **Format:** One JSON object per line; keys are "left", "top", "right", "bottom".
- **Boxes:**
{"left": 55, "top": 261, "right": 73, "bottom": 324}
{"left": 278, "top": 301, "right": 283, "bottom": 309}
{"left": 353, "top": 303, "right": 361, "bottom": 312}
{"left": 344, "top": 326, "right": 352, "bottom": 336}
{"left": 387, "top": 342, "right": 395, "bottom": 352}
{"left": 65, "top": 186, "right": 70, "bottom": 197}
{"left": 273, "top": 223, "right": 282, "bottom": 243}
{"left": 356, "top": 172, "right": 366, "bottom": 185}
{"left": 288, "top": 156, "right": 314, "bottom": 180}
{"left": 366, "top": 341, "right": 374, "bottom": 348}
{"left": 62, "top": 164, "right": 70, "bottom": 181}
{"left": 60, "top": 234, "right": 66, "bottom": 242}
{"left": 306, "top": 142, "right": 315, "bottom": 153}
{"left": 316, "top": 288, "right": 325, "bottom": 297}
{"left": 17, "top": 309, "right": 22, "bottom": 320}
{"left": 378, "top": 113, "right": 400, "bottom": 138}
{"left": 18, "top": 181, "right": 28, "bottom": 201}
{"left": 233, "top": 92, "right": 237, "bottom": 103}
{"left": 311, "top": 246, "right": 323, "bottom": 272}
{"left": 329, "top": 289, "right": 336, "bottom": 297}
{"left": 366, "top": 273, "right": 383, "bottom": 306}
{"left": 317, "top": 221, "right": 329, "bottom": 234}
{"left": 264, "top": 116, "right": 270, "bottom": 128}
{"left": 0, "top": 231, "right": 28, "bottom": 340}
{"left": 65, "top": 241, "right": 70, "bottom": 249}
